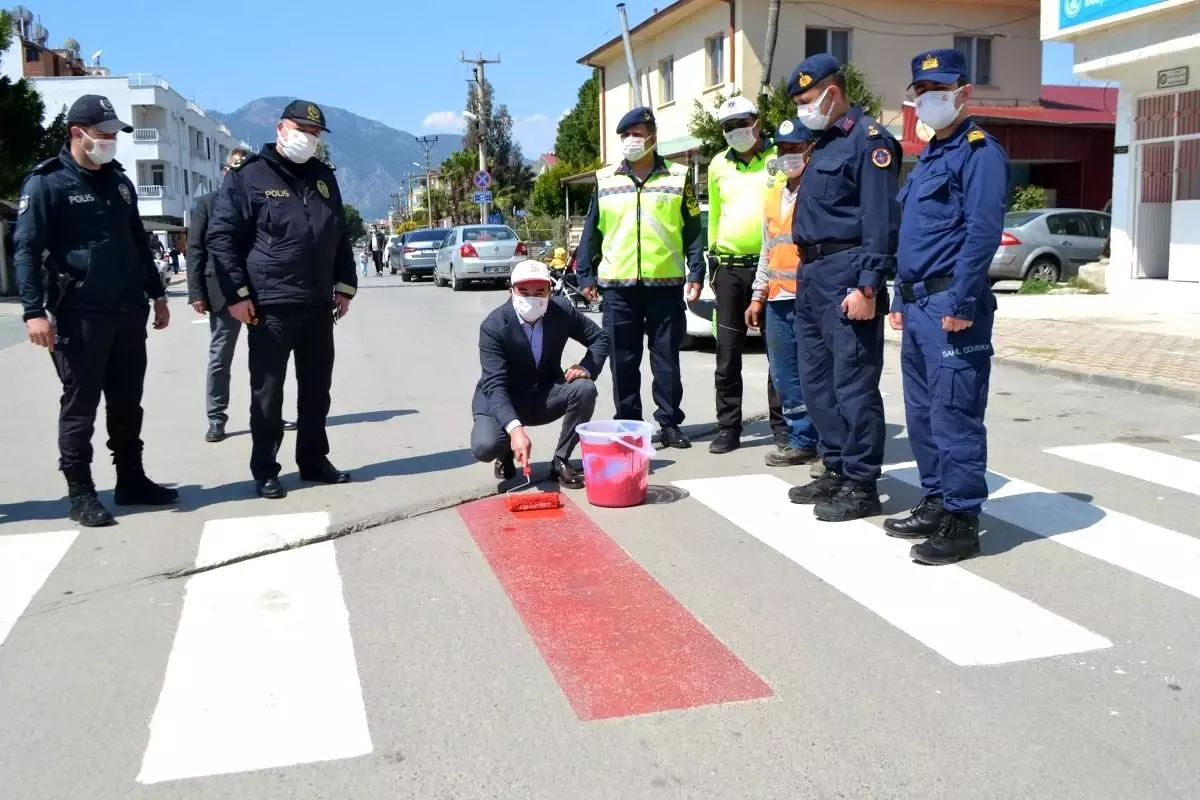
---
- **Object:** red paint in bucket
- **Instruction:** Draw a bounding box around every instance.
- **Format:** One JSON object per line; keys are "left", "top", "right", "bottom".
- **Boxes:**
{"left": 577, "top": 421, "right": 655, "bottom": 508}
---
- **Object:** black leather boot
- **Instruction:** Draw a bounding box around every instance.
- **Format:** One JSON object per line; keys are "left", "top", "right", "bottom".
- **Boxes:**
{"left": 910, "top": 513, "right": 982, "bottom": 565}
{"left": 64, "top": 467, "right": 115, "bottom": 527}
{"left": 884, "top": 496, "right": 945, "bottom": 539}
{"left": 113, "top": 457, "right": 179, "bottom": 506}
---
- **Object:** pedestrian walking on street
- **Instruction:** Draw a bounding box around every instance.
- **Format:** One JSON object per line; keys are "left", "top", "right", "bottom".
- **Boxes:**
{"left": 206, "top": 99, "right": 358, "bottom": 500}
{"left": 369, "top": 225, "right": 385, "bottom": 276}
{"left": 785, "top": 54, "right": 901, "bottom": 522}
{"left": 884, "top": 49, "right": 1009, "bottom": 565}
{"left": 469, "top": 260, "right": 609, "bottom": 488}
{"left": 746, "top": 118, "right": 822, "bottom": 468}
{"left": 13, "top": 94, "right": 178, "bottom": 527}
{"left": 359, "top": 249, "right": 370, "bottom": 277}
{"left": 575, "top": 106, "right": 706, "bottom": 450}
{"left": 706, "top": 95, "right": 788, "bottom": 456}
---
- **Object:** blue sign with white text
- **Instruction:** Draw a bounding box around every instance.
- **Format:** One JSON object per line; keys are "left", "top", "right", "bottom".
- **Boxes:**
{"left": 1060, "top": 0, "right": 1172, "bottom": 29}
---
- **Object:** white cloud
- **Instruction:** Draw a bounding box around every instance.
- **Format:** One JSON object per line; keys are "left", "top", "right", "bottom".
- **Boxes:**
{"left": 422, "top": 111, "right": 465, "bottom": 132}
{"left": 512, "top": 113, "right": 557, "bottom": 158}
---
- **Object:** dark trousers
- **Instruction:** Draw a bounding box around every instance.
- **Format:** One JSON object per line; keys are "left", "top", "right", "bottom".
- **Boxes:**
{"left": 50, "top": 307, "right": 150, "bottom": 474}
{"left": 206, "top": 307, "right": 242, "bottom": 425}
{"left": 470, "top": 378, "right": 598, "bottom": 464}
{"left": 371, "top": 251, "right": 382, "bottom": 272}
{"left": 714, "top": 265, "right": 783, "bottom": 434}
{"left": 794, "top": 255, "right": 887, "bottom": 484}
{"left": 247, "top": 304, "right": 335, "bottom": 480}
{"left": 602, "top": 285, "right": 684, "bottom": 427}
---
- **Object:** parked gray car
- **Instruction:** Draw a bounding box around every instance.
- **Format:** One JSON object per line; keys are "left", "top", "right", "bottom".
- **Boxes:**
{"left": 433, "top": 224, "right": 530, "bottom": 291}
{"left": 390, "top": 227, "right": 450, "bottom": 281}
{"left": 990, "top": 208, "right": 1110, "bottom": 283}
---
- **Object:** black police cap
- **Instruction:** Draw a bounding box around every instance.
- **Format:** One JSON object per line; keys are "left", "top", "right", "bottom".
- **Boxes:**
{"left": 66, "top": 94, "right": 133, "bottom": 134}
{"left": 280, "top": 100, "right": 330, "bottom": 133}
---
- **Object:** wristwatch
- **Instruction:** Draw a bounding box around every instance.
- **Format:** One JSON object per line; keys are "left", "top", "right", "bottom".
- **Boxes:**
{"left": 858, "top": 287, "right": 875, "bottom": 299}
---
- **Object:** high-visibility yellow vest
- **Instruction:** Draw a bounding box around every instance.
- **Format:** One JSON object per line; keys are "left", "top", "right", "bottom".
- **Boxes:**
{"left": 707, "top": 144, "right": 777, "bottom": 255}
{"left": 764, "top": 182, "right": 800, "bottom": 300}
{"left": 595, "top": 160, "right": 689, "bottom": 287}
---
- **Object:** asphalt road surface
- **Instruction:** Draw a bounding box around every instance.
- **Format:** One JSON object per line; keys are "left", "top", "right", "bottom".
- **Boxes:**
{"left": 2, "top": 275, "right": 1199, "bottom": 800}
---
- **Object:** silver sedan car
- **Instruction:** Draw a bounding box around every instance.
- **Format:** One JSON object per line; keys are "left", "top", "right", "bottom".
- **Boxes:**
{"left": 990, "top": 208, "right": 1110, "bottom": 283}
{"left": 433, "top": 224, "right": 531, "bottom": 291}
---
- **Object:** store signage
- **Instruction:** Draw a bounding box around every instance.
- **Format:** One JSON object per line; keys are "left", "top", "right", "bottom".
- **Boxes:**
{"left": 1157, "top": 66, "right": 1190, "bottom": 89}
{"left": 1114, "top": 145, "right": 1129, "bottom": 154}
{"left": 1060, "top": 0, "right": 1174, "bottom": 29}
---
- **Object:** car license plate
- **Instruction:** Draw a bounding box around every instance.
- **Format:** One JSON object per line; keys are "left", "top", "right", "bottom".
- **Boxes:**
{"left": 484, "top": 266, "right": 504, "bottom": 274}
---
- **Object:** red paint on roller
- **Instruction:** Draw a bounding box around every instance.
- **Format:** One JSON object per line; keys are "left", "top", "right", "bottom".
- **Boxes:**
{"left": 458, "top": 494, "right": 773, "bottom": 720}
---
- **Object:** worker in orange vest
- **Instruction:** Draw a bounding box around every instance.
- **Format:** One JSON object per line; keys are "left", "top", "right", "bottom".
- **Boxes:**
{"left": 746, "top": 118, "right": 821, "bottom": 470}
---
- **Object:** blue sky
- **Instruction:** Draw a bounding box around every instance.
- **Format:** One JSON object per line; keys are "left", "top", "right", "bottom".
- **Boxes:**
{"left": 24, "top": 0, "right": 1094, "bottom": 156}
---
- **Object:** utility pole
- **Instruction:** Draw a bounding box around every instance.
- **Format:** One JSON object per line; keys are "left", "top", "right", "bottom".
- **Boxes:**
{"left": 416, "top": 135, "right": 438, "bottom": 228}
{"left": 461, "top": 51, "right": 500, "bottom": 224}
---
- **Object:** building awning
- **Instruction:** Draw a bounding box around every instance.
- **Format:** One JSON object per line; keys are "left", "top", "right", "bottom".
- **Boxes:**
{"left": 143, "top": 220, "right": 187, "bottom": 232}
{"left": 657, "top": 135, "right": 703, "bottom": 158}
{"left": 560, "top": 169, "right": 599, "bottom": 186}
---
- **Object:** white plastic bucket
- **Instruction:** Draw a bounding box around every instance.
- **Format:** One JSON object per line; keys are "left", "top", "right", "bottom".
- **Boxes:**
{"left": 575, "top": 420, "right": 656, "bottom": 507}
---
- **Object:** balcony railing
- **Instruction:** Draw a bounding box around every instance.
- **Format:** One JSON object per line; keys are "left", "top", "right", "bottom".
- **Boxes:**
{"left": 187, "top": 101, "right": 206, "bottom": 117}
{"left": 128, "top": 73, "right": 170, "bottom": 90}
{"left": 137, "top": 185, "right": 172, "bottom": 200}
{"left": 133, "top": 128, "right": 164, "bottom": 144}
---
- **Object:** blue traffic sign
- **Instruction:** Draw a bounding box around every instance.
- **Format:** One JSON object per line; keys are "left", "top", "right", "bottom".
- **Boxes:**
{"left": 514, "top": 209, "right": 528, "bottom": 217}
{"left": 473, "top": 190, "right": 493, "bottom": 204}
{"left": 473, "top": 170, "right": 492, "bottom": 190}
{"left": 488, "top": 210, "right": 504, "bottom": 225}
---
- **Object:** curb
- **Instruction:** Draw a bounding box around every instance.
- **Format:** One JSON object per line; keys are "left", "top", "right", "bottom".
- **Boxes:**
{"left": 168, "top": 414, "right": 763, "bottom": 578}
{"left": 883, "top": 338, "right": 1200, "bottom": 404}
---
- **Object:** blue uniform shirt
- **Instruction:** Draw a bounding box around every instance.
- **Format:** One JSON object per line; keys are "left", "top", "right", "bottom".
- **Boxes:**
{"left": 792, "top": 106, "right": 901, "bottom": 291}
{"left": 893, "top": 118, "right": 1009, "bottom": 321}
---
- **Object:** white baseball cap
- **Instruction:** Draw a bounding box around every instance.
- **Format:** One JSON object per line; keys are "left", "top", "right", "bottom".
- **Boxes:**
{"left": 717, "top": 95, "right": 758, "bottom": 123}
{"left": 510, "top": 260, "right": 554, "bottom": 285}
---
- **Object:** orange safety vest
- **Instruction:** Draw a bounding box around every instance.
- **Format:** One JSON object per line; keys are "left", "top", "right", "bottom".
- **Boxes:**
{"left": 763, "top": 182, "right": 801, "bottom": 300}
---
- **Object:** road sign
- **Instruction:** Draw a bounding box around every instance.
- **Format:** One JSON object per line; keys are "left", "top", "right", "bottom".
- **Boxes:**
{"left": 473, "top": 170, "right": 492, "bottom": 190}
{"left": 514, "top": 209, "right": 527, "bottom": 218}
{"left": 473, "top": 190, "right": 493, "bottom": 204}
{"left": 487, "top": 210, "right": 504, "bottom": 225}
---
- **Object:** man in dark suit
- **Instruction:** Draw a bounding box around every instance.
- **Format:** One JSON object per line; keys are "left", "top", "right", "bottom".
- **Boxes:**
{"left": 470, "top": 260, "right": 609, "bottom": 489}
{"left": 188, "top": 147, "right": 294, "bottom": 442}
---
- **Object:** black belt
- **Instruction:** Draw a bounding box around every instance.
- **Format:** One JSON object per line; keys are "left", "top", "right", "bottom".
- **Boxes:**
{"left": 798, "top": 241, "right": 859, "bottom": 262}
{"left": 898, "top": 276, "right": 952, "bottom": 304}
{"left": 713, "top": 253, "right": 758, "bottom": 268}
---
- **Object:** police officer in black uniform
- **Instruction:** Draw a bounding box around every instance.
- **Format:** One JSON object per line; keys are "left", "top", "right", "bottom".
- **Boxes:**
{"left": 14, "top": 94, "right": 178, "bottom": 527}
{"left": 206, "top": 100, "right": 358, "bottom": 500}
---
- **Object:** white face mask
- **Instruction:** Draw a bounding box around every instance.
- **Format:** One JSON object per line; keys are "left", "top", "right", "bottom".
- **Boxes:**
{"left": 776, "top": 154, "right": 807, "bottom": 178}
{"left": 724, "top": 124, "right": 758, "bottom": 153}
{"left": 83, "top": 132, "right": 117, "bottom": 165}
{"left": 915, "top": 88, "right": 964, "bottom": 132}
{"left": 512, "top": 293, "right": 548, "bottom": 323}
{"left": 621, "top": 135, "right": 654, "bottom": 161}
{"left": 278, "top": 126, "right": 318, "bottom": 163}
{"left": 796, "top": 87, "right": 833, "bottom": 131}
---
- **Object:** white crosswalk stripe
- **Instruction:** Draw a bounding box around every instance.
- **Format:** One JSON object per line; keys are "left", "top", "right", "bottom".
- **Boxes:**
{"left": 0, "top": 530, "right": 77, "bottom": 648}
{"left": 1045, "top": 442, "right": 1200, "bottom": 497}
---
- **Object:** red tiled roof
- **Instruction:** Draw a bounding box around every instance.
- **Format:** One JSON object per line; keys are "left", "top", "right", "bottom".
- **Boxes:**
{"left": 540, "top": 153, "right": 559, "bottom": 166}
{"left": 967, "top": 104, "right": 1115, "bottom": 125}
{"left": 1040, "top": 84, "right": 1119, "bottom": 112}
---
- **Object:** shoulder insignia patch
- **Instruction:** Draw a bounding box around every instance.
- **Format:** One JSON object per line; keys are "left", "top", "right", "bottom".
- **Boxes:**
{"left": 316, "top": 179, "right": 331, "bottom": 199}
{"left": 683, "top": 180, "right": 699, "bottom": 213}
{"left": 866, "top": 124, "right": 881, "bottom": 138}
{"left": 871, "top": 147, "right": 893, "bottom": 169}
{"left": 966, "top": 129, "right": 986, "bottom": 146}
{"left": 18, "top": 195, "right": 29, "bottom": 214}
{"left": 837, "top": 115, "right": 855, "bottom": 133}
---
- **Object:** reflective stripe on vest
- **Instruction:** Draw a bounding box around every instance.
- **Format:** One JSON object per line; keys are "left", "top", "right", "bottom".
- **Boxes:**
{"left": 595, "top": 161, "right": 689, "bottom": 286}
{"left": 764, "top": 182, "right": 800, "bottom": 300}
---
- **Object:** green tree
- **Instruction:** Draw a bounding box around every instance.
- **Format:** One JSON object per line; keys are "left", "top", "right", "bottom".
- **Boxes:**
{"left": 529, "top": 161, "right": 592, "bottom": 218}
{"left": 688, "top": 64, "right": 884, "bottom": 159}
{"left": 462, "top": 78, "right": 534, "bottom": 209}
{"left": 314, "top": 139, "right": 331, "bottom": 164}
{"left": 0, "top": 10, "right": 11, "bottom": 53}
{"left": 342, "top": 203, "right": 365, "bottom": 241}
{"left": 554, "top": 72, "right": 601, "bottom": 169}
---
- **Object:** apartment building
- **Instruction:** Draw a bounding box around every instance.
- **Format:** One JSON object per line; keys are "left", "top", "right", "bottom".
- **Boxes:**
{"left": 1043, "top": 0, "right": 1200, "bottom": 293}
{"left": 578, "top": 0, "right": 1043, "bottom": 167}
{"left": 2, "top": 11, "right": 246, "bottom": 228}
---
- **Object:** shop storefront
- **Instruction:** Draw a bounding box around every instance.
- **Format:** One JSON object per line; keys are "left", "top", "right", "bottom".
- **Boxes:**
{"left": 1044, "top": 0, "right": 1200, "bottom": 293}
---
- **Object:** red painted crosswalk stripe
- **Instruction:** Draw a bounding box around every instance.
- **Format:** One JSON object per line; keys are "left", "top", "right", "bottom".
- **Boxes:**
{"left": 458, "top": 495, "right": 772, "bottom": 720}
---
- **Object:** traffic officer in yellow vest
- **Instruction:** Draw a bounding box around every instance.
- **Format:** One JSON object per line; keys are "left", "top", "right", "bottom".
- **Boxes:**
{"left": 577, "top": 107, "right": 705, "bottom": 449}
{"left": 706, "top": 95, "right": 784, "bottom": 456}
{"left": 746, "top": 118, "right": 821, "bottom": 469}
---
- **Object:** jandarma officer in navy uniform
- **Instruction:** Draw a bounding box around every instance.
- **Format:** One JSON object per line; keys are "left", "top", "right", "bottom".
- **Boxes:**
{"left": 785, "top": 53, "right": 901, "bottom": 523}
{"left": 884, "top": 50, "right": 1009, "bottom": 566}
{"left": 206, "top": 100, "right": 358, "bottom": 500}
{"left": 13, "top": 94, "right": 178, "bottom": 527}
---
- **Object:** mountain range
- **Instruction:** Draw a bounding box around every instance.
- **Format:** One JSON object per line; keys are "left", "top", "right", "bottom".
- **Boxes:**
{"left": 209, "top": 97, "right": 463, "bottom": 220}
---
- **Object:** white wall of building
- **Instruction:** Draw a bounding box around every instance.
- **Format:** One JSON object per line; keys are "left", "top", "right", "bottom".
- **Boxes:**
{"left": 29, "top": 73, "right": 245, "bottom": 224}
{"left": 1044, "top": 0, "right": 1200, "bottom": 292}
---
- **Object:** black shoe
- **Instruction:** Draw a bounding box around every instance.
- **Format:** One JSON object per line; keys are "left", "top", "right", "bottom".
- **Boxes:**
{"left": 653, "top": 425, "right": 691, "bottom": 449}
{"left": 494, "top": 457, "right": 516, "bottom": 481}
{"left": 788, "top": 471, "right": 845, "bottom": 504}
{"left": 910, "top": 513, "right": 981, "bottom": 565}
{"left": 815, "top": 482, "right": 883, "bottom": 522}
{"left": 205, "top": 422, "right": 226, "bottom": 443}
{"left": 708, "top": 428, "right": 741, "bottom": 455}
{"left": 113, "top": 473, "right": 179, "bottom": 506}
{"left": 256, "top": 478, "right": 287, "bottom": 499}
{"left": 765, "top": 445, "right": 818, "bottom": 467}
{"left": 299, "top": 460, "right": 351, "bottom": 484}
{"left": 282, "top": 420, "right": 297, "bottom": 431}
{"left": 884, "top": 496, "right": 945, "bottom": 540}
{"left": 552, "top": 457, "right": 585, "bottom": 489}
{"left": 66, "top": 481, "right": 116, "bottom": 527}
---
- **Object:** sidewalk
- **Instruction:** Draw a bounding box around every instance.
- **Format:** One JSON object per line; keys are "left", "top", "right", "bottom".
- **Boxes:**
{"left": 885, "top": 292, "right": 1200, "bottom": 400}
